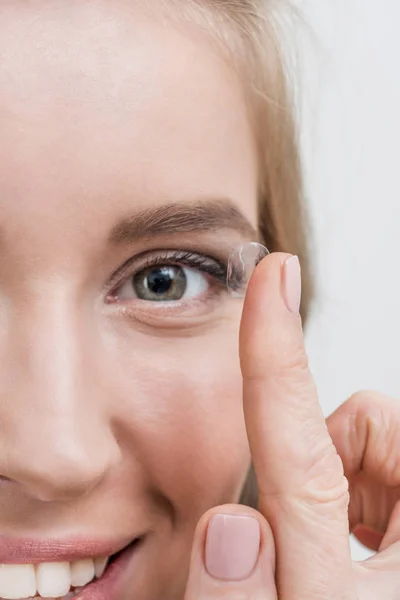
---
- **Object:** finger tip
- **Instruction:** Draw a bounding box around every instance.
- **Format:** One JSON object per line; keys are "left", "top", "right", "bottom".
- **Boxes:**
{"left": 246, "top": 252, "right": 293, "bottom": 300}
{"left": 240, "top": 252, "right": 292, "bottom": 341}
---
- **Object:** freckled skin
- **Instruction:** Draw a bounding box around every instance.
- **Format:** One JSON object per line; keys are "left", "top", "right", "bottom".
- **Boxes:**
{"left": 0, "top": 1, "right": 259, "bottom": 598}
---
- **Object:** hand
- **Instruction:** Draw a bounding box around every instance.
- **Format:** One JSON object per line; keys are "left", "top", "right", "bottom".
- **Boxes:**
{"left": 184, "top": 252, "right": 400, "bottom": 600}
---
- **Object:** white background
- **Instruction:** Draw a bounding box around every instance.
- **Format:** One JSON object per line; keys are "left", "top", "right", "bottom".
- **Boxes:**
{"left": 294, "top": 0, "right": 400, "bottom": 560}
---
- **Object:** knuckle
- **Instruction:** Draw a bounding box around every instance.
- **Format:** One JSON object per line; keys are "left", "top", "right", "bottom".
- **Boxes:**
{"left": 252, "top": 340, "right": 311, "bottom": 388}
{"left": 301, "top": 466, "right": 350, "bottom": 509}
{"left": 345, "top": 391, "right": 400, "bottom": 480}
{"left": 243, "top": 332, "right": 311, "bottom": 385}
{"left": 299, "top": 443, "right": 350, "bottom": 508}
{"left": 345, "top": 389, "right": 393, "bottom": 416}
{"left": 275, "top": 340, "right": 310, "bottom": 375}
{"left": 262, "top": 438, "right": 350, "bottom": 513}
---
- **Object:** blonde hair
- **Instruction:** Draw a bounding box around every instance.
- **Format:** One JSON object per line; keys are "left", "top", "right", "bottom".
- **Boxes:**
{"left": 168, "top": 0, "right": 313, "bottom": 321}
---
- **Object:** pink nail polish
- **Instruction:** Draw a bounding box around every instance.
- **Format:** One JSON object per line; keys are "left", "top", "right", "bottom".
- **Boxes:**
{"left": 282, "top": 255, "right": 301, "bottom": 315}
{"left": 205, "top": 514, "right": 260, "bottom": 581}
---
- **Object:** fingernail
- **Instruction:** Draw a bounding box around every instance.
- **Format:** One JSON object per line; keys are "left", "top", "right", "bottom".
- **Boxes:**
{"left": 282, "top": 255, "right": 301, "bottom": 314}
{"left": 205, "top": 514, "right": 260, "bottom": 581}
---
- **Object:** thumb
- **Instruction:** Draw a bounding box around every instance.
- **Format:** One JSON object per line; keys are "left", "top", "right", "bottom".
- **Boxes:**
{"left": 184, "top": 505, "right": 277, "bottom": 600}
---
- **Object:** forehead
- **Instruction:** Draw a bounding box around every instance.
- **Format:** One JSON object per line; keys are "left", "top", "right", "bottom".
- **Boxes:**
{"left": 0, "top": 1, "right": 258, "bottom": 249}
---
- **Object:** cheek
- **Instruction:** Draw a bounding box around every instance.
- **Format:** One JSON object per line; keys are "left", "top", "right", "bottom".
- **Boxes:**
{"left": 107, "top": 324, "right": 250, "bottom": 512}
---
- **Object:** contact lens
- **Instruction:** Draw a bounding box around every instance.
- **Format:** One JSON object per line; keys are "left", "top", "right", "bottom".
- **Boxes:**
{"left": 227, "top": 242, "right": 270, "bottom": 298}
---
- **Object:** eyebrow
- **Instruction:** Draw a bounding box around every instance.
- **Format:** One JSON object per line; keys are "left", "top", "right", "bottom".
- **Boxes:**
{"left": 109, "top": 199, "right": 259, "bottom": 244}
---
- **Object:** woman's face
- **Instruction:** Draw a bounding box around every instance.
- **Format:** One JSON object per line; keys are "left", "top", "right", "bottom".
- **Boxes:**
{"left": 0, "top": 2, "right": 259, "bottom": 599}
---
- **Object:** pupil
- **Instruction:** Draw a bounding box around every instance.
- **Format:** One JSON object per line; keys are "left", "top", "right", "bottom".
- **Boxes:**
{"left": 147, "top": 267, "right": 173, "bottom": 295}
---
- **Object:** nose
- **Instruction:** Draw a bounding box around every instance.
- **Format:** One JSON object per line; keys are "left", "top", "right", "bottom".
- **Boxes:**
{"left": 0, "top": 291, "right": 120, "bottom": 502}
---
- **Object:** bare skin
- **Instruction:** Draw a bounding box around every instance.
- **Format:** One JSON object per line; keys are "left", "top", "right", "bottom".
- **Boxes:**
{"left": 0, "top": 2, "right": 399, "bottom": 600}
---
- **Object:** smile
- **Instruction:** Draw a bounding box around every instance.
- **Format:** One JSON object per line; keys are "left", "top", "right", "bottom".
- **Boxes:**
{"left": 0, "top": 538, "right": 141, "bottom": 600}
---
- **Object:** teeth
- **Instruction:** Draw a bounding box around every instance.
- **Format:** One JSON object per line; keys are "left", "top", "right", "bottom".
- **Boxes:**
{"left": 0, "top": 563, "right": 36, "bottom": 599}
{"left": 36, "top": 562, "right": 71, "bottom": 598}
{"left": 70, "top": 559, "right": 95, "bottom": 587}
{"left": 94, "top": 557, "right": 108, "bottom": 579}
{"left": 0, "top": 553, "right": 110, "bottom": 599}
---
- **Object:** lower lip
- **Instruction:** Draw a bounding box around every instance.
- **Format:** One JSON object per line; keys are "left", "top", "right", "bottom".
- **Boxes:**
{"left": 77, "top": 540, "right": 140, "bottom": 600}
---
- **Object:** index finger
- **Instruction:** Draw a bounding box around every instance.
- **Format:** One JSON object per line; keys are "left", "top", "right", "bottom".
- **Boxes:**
{"left": 240, "top": 252, "right": 355, "bottom": 600}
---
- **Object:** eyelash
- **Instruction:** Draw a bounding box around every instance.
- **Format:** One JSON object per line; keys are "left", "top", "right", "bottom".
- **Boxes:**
{"left": 106, "top": 249, "right": 228, "bottom": 302}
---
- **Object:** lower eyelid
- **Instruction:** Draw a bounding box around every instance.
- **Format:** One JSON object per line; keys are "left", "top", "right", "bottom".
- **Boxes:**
{"left": 105, "top": 282, "right": 225, "bottom": 313}
{"left": 104, "top": 293, "right": 224, "bottom": 329}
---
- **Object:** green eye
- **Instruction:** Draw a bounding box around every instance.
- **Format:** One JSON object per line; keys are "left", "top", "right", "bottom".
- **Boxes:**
{"left": 133, "top": 265, "right": 187, "bottom": 301}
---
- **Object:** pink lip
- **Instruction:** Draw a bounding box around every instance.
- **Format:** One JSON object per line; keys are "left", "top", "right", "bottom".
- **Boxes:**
{"left": 78, "top": 542, "right": 139, "bottom": 600}
{"left": 0, "top": 536, "right": 137, "bottom": 563}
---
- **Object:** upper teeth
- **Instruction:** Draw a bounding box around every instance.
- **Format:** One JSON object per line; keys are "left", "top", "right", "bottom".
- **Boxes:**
{"left": 0, "top": 556, "right": 108, "bottom": 599}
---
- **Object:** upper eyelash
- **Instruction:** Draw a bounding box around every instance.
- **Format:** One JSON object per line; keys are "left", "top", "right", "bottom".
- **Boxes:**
{"left": 107, "top": 250, "right": 228, "bottom": 295}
